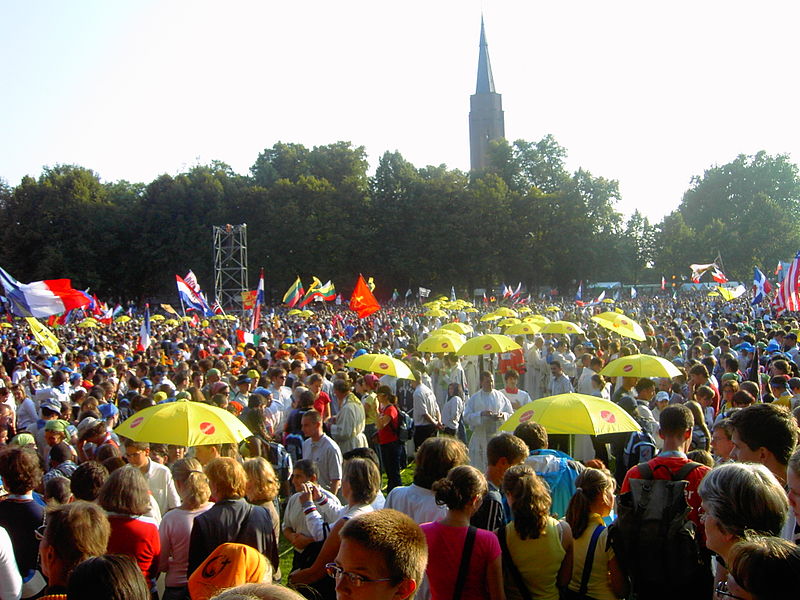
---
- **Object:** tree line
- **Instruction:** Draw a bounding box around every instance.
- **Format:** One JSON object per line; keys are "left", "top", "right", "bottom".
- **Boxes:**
{"left": 1, "top": 137, "right": 798, "bottom": 303}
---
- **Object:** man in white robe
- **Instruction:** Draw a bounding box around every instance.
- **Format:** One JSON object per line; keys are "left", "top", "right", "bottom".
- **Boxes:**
{"left": 464, "top": 371, "right": 513, "bottom": 472}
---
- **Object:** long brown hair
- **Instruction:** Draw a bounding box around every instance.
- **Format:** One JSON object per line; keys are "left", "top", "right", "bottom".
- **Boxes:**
{"left": 565, "top": 468, "right": 615, "bottom": 538}
{"left": 503, "top": 464, "right": 551, "bottom": 540}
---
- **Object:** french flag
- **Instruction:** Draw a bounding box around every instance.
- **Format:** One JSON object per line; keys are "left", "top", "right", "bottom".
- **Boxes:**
{"left": 0, "top": 267, "right": 91, "bottom": 318}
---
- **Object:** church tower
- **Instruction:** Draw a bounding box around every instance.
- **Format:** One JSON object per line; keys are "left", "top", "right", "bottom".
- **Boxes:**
{"left": 469, "top": 17, "right": 505, "bottom": 171}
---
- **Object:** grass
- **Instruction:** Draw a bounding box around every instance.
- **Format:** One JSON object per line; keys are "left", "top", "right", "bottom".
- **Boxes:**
{"left": 278, "top": 460, "right": 416, "bottom": 585}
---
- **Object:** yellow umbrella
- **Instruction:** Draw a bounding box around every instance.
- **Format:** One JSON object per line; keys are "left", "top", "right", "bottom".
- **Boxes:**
{"left": 417, "top": 334, "right": 465, "bottom": 353}
{"left": 151, "top": 315, "right": 165, "bottom": 322}
{"left": 211, "top": 314, "right": 226, "bottom": 320}
{"left": 517, "top": 306, "right": 532, "bottom": 314}
{"left": 457, "top": 334, "right": 521, "bottom": 356}
{"left": 82, "top": 317, "right": 98, "bottom": 323}
{"left": 224, "top": 315, "right": 237, "bottom": 321}
{"left": 600, "top": 354, "right": 682, "bottom": 378}
{"left": 164, "top": 318, "right": 180, "bottom": 326}
{"left": 499, "top": 317, "right": 521, "bottom": 327}
{"left": 707, "top": 291, "right": 720, "bottom": 297}
{"left": 539, "top": 321, "right": 585, "bottom": 335}
{"left": 287, "top": 309, "right": 302, "bottom": 316}
{"left": 299, "top": 310, "right": 314, "bottom": 318}
{"left": 422, "top": 301, "right": 441, "bottom": 308}
{"left": 464, "top": 307, "right": 479, "bottom": 313}
{"left": 0, "top": 323, "right": 12, "bottom": 329}
{"left": 436, "top": 295, "right": 448, "bottom": 301}
{"left": 493, "top": 307, "right": 518, "bottom": 317}
{"left": 440, "top": 322, "right": 473, "bottom": 335}
{"left": 591, "top": 312, "right": 646, "bottom": 342}
{"left": 505, "top": 322, "right": 542, "bottom": 336}
{"left": 546, "top": 306, "right": 560, "bottom": 312}
{"left": 346, "top": 354, "right": 416, "bottom": 380}
{"left": 114, "top": 316, "right": 131, "bottom": 323}
{"left": 77, "top": 321, "right": 97, "bottom": 328}
{"left": 525, "top": 315, "right": 550, "bottom": 324}
{"left": 424, "top": 309, "right": 447, "bottom": 317}
{"left": 181, "top": 316, "right": 192, "bottom": 322}
{"left": 499, "top": 393, "right": 640, "bottom": 436}
{"left": 480, "top": 313, "right": 502, "bottom": 322}
{"left": 115, "top": 400, "right": 252, "bottom": 446}
{"left": 601, "top": 298, "right": 616, "bottom": 304}
{"left": 200, "top": 319, "right": 209, "bottom": 327}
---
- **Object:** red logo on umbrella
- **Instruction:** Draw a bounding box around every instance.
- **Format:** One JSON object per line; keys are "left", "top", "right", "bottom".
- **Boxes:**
{"left": 199, "top": 422, "right": 216, "bottom": 435}
{"left": 620, "top": 319, "right": 629, "bottom": 325}
{"left": 130, "top": 417, "right": 144, "bottom": 429}
{"left": 483, "top": 343, "right": 492, "bottom": 351}
{"left": 379, "top": 362, "right": 389, "bottom": 370}
{"left": 623, "top": 364, "right": 633, "bottom": 372}
{"left": 600, "top": 411, "right": 617, "bottom": 423}
{"left": 440, "top": 342, "right": 449, "bottom": 349}
{"left": 520, "top": 410, "right": 535, "bottom": 423}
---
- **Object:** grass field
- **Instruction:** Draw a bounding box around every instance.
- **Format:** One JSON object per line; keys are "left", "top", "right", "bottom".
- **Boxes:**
{"left": 278, "top": 461, "right": 416, "bottom": 585}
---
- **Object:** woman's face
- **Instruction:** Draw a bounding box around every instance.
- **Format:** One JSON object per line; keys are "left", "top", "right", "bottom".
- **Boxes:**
{"left": 700, "top": 500, "right": 737, "bottom": 559}
{"left": 377, "top": 392, "right": 388, "bottom": 406}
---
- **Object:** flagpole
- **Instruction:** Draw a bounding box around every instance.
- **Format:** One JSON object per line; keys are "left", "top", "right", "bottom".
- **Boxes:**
{"left": 178, "top": 295, "right": 189, "bottom": 334}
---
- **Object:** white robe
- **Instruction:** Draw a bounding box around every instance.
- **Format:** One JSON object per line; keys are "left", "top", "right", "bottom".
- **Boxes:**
{"left": 464, "top": 389, "right": 513, "bottom": 472}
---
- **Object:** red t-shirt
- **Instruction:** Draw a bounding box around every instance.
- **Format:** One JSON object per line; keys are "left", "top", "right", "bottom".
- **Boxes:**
{"left": 377, "top": 404, "right": 399, "bottom": 445}
{"left": 421, "top": 521, "right": 501, "bottom": 600}
{"left": 106, "top": 515, "right": 161, "bottom": 582}
{"left": 498, "top": 348, "right": 525, "bottom": 374}
{"left": 620, "top": 455, "right": 711, "bottom": 531}
{"left": 313, "top": 391, "right": 331, "bottom": 415}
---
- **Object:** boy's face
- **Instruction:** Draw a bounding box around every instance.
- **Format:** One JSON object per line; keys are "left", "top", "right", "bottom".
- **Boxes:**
{"left": 334, "top": 538, "right": 412, "bottom": 600}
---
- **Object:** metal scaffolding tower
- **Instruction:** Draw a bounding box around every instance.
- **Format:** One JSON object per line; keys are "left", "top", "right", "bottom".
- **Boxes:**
{"left": 213, "top": 224, "right": 248, "bottom": 314}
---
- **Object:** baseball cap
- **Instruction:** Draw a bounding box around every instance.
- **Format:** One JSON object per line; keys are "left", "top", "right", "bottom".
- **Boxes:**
{"left": 40, "top": 397, "right": 63, "bottom": 415}
{"left": 98, "top": 403, "right": 119, "bottom": 419}
{"left": 654, "top": 391, "right": 670, "bottom": 404}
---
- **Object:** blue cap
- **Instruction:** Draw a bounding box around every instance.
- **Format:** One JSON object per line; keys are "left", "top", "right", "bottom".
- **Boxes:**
{"left": 735, "top": 342, "right": 755, "bottom": 353}
{"left": 142, "top": 378, "right": 153, "bottom": 387}
{"left": 98, "top": 403, "right": 119, "bottom": 419}
{"left": 766, "top": 340, "right": 781, "bottom": 353}
{"left": 252, "top": 387, "right": 272, "bottom": 397}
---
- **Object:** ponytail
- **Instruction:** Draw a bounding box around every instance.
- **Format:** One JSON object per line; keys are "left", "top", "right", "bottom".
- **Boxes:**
{"left": 565, "top": 467, "right": 613, "bottom": 538}
{"left": 432, "top": 465, "right": 487, "bottom": 511}
{"left": 503, "top": 464, "right": 551, "bottom": 540}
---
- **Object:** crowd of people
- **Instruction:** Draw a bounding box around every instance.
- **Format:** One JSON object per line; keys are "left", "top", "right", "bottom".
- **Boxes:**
{"left": 0, "top": 295, "right": 798, "bottom": 599}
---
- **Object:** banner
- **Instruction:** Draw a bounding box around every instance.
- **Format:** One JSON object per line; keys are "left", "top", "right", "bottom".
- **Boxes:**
{"left": 25, "top": 317, "right": 61, "bottom": 355}
{"left": 241, "top": 290, "right": 257, "bottom": 310}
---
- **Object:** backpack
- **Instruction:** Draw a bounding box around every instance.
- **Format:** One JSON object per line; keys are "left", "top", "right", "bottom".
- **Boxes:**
{"left": 609, "top": 461, "right": 707, "bottom": 595}
{"left": 395, "top": 408, "right": 414, "bottom": 443}
{"left": 622, "top": 429, "right": 657, "bottom": 472}
{"left": 527, "top": 449, "right": 581, "bottom": 519}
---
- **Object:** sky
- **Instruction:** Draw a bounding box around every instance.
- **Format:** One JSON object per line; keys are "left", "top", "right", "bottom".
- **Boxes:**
{"left": 2, "top": 1, "right": 800, "bottom": 222}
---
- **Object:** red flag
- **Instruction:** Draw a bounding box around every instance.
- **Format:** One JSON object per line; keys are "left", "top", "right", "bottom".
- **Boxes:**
{"left": 712, "top": 268, "right": 728, "bottom": 284}
{"left": 349, "top": 274, "right": 380, "bottom": 319}
{"left": 661, "top": 276, "right": 666, "bottom": 291}
{"left": 772, "top": 251, "right": 800, "bottom": 314}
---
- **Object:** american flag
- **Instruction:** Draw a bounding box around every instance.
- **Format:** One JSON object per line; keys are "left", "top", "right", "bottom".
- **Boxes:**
{"left": 772, "top": 251, "right": 800, "bottom": 315}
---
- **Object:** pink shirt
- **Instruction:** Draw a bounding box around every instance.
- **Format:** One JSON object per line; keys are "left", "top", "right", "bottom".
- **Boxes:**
{"left": 420, "top": 521, "right": 501, "bottom": 600}
{"left": 158, "top": 504, "right": 213, "bottom": 586}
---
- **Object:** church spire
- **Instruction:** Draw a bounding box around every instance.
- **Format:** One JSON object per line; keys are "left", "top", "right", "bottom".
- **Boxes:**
{"left": 469, "top": 16, "right": 505, "bottom": 172}
{"left": 475, "top": 16, "right": 496, "bottom": 94}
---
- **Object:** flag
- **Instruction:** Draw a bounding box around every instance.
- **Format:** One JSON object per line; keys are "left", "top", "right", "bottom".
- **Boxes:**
{"left": 299, "top": 277, "right": 323, "bottom": 307}
{"left": 391, "top": 289, "right": 399, "bottom": 302}
{"left": 772, "top": 250, "right": 800, "bottom": 315}
{"left": 516, "top": 293, "right": 531, "bottom": 305}
{"left": 752, "top": 267, "right": 769, "bottom": 305}
{"left": 418, "top": 287, "right": 430, "bottom": 298}
{"left": 661, "top": 276, "right": 666, "bottom": 291}
{"left": 317, "top": 280, "right": 336, "bottom": 301}
{"left": 161, "top": 304, "right": 178, "bottom": 315}
{"left": 211, "top": 300, "right": 224, "bottom": 315}
{"left": 282, "top": 277, "right": 304, "bottom": 308}
{"left": 335, "top": 294, "right": 342, "bottom": 305}
{"left": 350, "top": 274, "right": 381, "bottom": 319}
{"left": 0, "top": 267, "right": 92, "bottom": 318}
{"left": 184, "top": 270, "right": 201, "bottom": 293}
{"left": 631, "top": 287, "right": 637, "bottom": 299}
{"left": 502, "top": 283, "right": 511, "bottom": 299}
{"left": 711, "top": 268, "right": 728, "bottom": 284}
{"left": 25, "top": 317, "right": 61, "bottom": 355}
{"left": 251, "top": 268, "right": 264, "bottom": 332}
{"left": 112, "top": 304, "right": 123, "bottom": 317}
{"left": 236, "top": 329, "right": 260, "bottom": 345}
{"left": 575, "top": 281, "right": 583, "bottom": 301}
{"left": 137, "top": 304, "right": 151, "bottom": 353}
{"left": 510, "top": 282, "right": 522, "bottom": 299}
{"left": 191, "top": 313, "right": 200, "bottom": 327}
{"left": 450, "top": 286, "right": 456, "bottom": 301}
{"left": 367, "top": 277, "right": 376, "bottom": 292}
{"left": 483, "top": 291, "right": 488, "bottom": 304}
{"left": 405, "top": 289, "right": 412, "bottom": 298}
{"left": 176, "top": 275, "right": 212, "bottom": 315}
{"left": 776, "top": 262, "right": 783, "bottom": 276}
{"left": 690, "top": 263, "right": 715, "bottom": 283}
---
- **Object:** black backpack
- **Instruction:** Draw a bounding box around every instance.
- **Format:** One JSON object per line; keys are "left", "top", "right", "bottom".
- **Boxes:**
{"left": 622, "top": 429, "right": 657, "bottom": 472}
{"left": 609, "top": 461, "right": 708, "bottom": 596}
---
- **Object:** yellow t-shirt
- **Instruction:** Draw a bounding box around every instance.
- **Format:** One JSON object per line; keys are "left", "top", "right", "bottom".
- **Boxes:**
{"left": 568, "top": 514, "right": 617, "bottom": 600}
{"left": 505, "top": 516, "right": 565, "bottom": 600}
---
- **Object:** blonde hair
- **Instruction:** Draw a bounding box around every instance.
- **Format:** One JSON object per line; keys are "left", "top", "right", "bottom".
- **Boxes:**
{"left": 205, "top": 457, "right": 247, "bottom": 500}
{"left": 243, "top": 457, "right": 279, "bottom": 504}
{"left": 172, "top": 457, "right": 211, "bottom": 509}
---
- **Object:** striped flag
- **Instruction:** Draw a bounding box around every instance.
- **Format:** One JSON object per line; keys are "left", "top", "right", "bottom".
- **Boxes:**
{"left": 772, "top": 251, "right": 800, "bottom": 315}
{"left": 282, "top": 277, "right": 304, "bottom": 308}
{"left": 251, "top": 268, "right": 264, "bottom": 332}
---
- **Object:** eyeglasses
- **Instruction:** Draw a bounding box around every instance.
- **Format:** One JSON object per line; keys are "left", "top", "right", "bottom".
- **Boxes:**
{"left": 325, "top": 563, "right": 392, "bottom": 587}
{"left": 715, "top": 581, "right": 747, "bottom": 600}
{"left": 34, "top": 523, "right": 46, "bottom": 541}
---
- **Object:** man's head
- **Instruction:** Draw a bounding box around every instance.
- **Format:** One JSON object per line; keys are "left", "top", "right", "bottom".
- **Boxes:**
{"left": 712, "top": 418, "right": 736, "bottom": 460}
{"left": 503, "top": 370, "right": 520, "bottom": 390}
{"left": 193, "top": 443, "right": 221, "bottom": 467}
{"left": 44, "top": 419, "right": 69, "bottom": 447}
{"left": 513, "top": 421, "right": 548, "bottom": 452}
{"left": 301, "top": 410, "right": 324, "bottom": 441}
{"left": 335, "top": 509, "right": 427, "bottom": 600}
{"left": 486, "top": 433, "right": 528, "bottom": 476}
{"left": 291, "top": 459, "right": 319, "bottom": 493}
{"left": 549, "top": 361, "right": 562, "bottom": 378}
{"left": 634, "top": 378, "right": 656, "bottom": 402}
{"left": 123, "top": 440, "right": 150, "bottom": 468}
{"left": 658, "top": 405, "right": 694, "bottom": 450}
{"left": 480, "top": 370, "right": 493, "bottom": 392}
{"left": 728, "top": 403, "right": 798, "bottom": 468}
